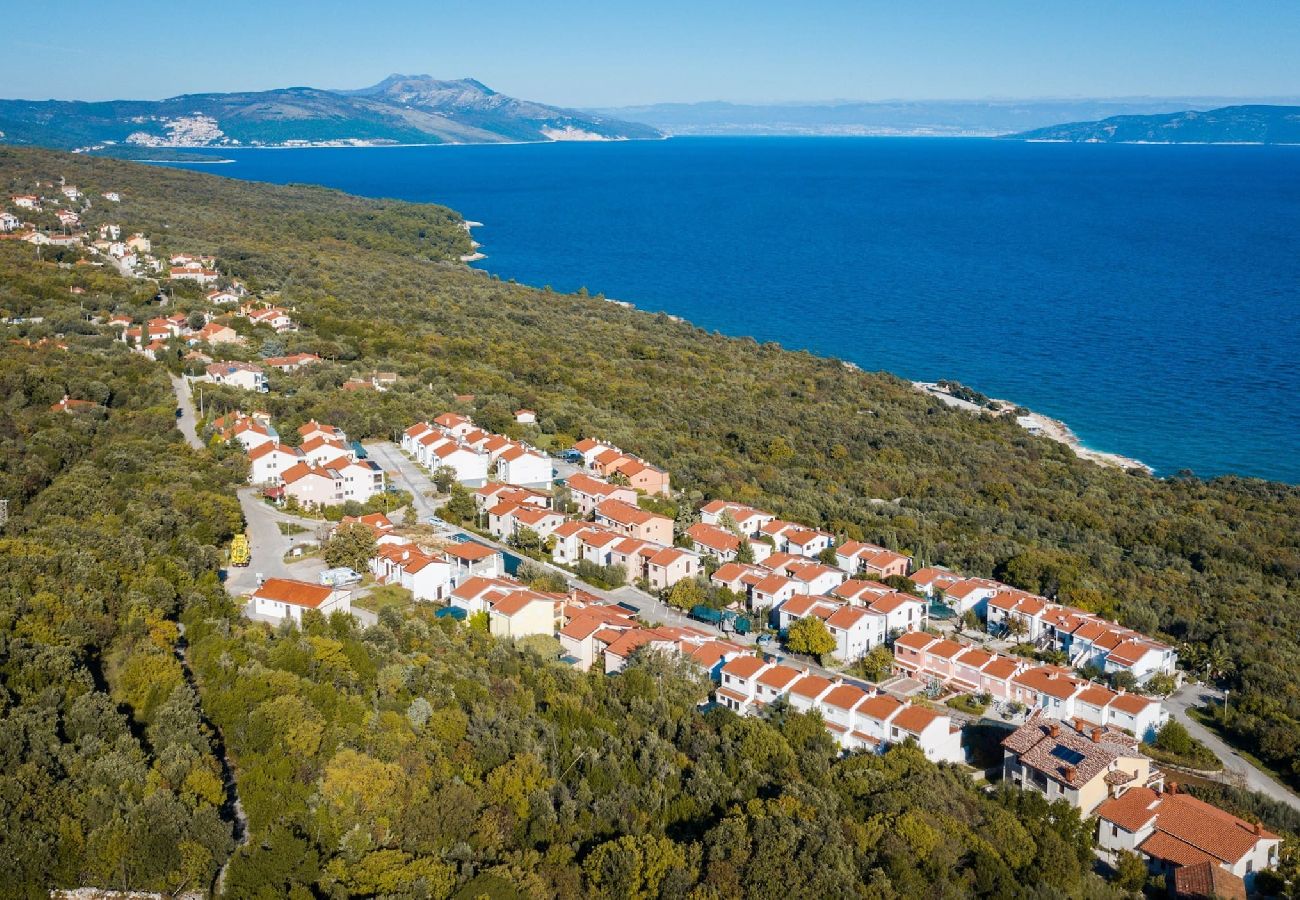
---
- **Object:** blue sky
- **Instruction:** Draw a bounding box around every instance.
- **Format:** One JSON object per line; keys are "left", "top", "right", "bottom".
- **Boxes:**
{"left": 3, "top": 0, "right": 1298, "bottom": 106}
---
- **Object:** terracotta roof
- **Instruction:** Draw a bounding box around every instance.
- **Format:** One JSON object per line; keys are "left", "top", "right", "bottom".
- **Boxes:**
{"left": 1172, "top": 860, "right": 1246, "bottom": 900}
{"left": 892, "top": 705, "right": 941, "bottom": 734}
{"left": 1003, "top": 714, "right": 1139, "bottom": 789}
{"left": 855, "top": 694, "right": 904, "bottom": 722}
{"left": 595, "top": 498, "right": 666, "bottom": 528}
{"left": 253, "top": 577, "right": 334, "bottom": 609}
{"left": 1152, "top": 792, "right": 1277, "bottom": 866}
{"left": 721, "top": 655, "right": 767, "bottom": 679}
{"left": 444, "top": 541, "right": 498, "bottom": 561}
{"left": 1138, "top": 830, "right": 1217, "bottom": 868}
{"left": 826, "top": 606, "right": 872, "bottom": 630}
{"left": 686, "top": 522, "right": 741, "bottom": 553}
{"left": 756, "top": 664, "right": 803, "bottom": 690}
{"left": 822, "top": 684, "right": 868, "bottom": 710}
{"left": 788, "top": 673, "right": 834, "bottom": 699}
{"left": 1096, "top": 786, "right": 1161, "bottom": 832}
{"left": 492, "top": 590, "right": 550, "bottom": 617}
{"left": 893, "top": 630, "right": 939, "bottom": 652}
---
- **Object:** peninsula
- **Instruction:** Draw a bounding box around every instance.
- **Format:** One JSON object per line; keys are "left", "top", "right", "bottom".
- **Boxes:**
{"left": 1006, "top": 104, "right": 1300, "bottom": 143}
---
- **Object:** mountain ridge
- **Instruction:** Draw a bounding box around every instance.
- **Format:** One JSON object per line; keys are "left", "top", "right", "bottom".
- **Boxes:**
{"left": 1004, "top": 104, "right": 1300, "bottom": 143}
{"left": 0, "top": 75, "right": 662, "bottom": 153}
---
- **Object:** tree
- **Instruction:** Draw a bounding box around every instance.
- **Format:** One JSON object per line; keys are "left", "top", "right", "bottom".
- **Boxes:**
{"left": 717, "top": 510, "right": 740, "bottom": 534}
{"left": 442, "top": 483, "right": 475, "bottom": 523}
{"left": 736, "top": 539, "right": 755, "bottom": 564}
{"left": 817, "top": 546, "right": 839, "bottom": 566}
{"left": 431, "top": 465, "right": 457, "bottom": 494}
{"left": 786, "top": 616, "right": 836, "bottom": 659}
{"left": 323, "top": 523, "right": 375, "bottom": 572}
{"left": 1113, "top": 850, "right": 1147, "bottom": 893}
{"left": 666, "top": 578, "right": 704, "bottom": 611}
{"left": 583, "top": 834, "right": 691, "bottom": 900}
{"left": 855, "top": 644, "right": 894, "bottom": 681}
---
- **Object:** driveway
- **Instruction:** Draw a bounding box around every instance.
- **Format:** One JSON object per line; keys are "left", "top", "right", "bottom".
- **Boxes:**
{"left": 225, "top": 487, "right": 331, "bottom": 596}
{"left": 1167, "top": 683, "right": 1300, "bottom": 812}
{"left": 169, "top": 374, "right": 203, "bottom": 450}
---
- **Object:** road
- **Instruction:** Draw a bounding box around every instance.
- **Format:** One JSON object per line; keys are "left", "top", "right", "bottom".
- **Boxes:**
{"left": 225, "top": 487, "right": 331, "bottom": 596}
{"left": 169, "top": 374, "right": 203, "bottom": 450}
{"left": 1167, "top": 683, "right": 1300, "bottom": 812}
{"left": 363, "top": 441, "right": 439, "bottom": 519}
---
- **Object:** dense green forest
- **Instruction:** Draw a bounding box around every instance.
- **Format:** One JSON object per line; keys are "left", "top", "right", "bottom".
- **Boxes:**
{"left": 0, "top": 344, "right": 243, "bottom": 893}
{"left": 1, "top": 146, "right": 1299, "bottom": 895}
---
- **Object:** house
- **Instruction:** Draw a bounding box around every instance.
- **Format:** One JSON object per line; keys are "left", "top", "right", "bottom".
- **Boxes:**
{"left": 565, "top": 473, "right": 637, "bottom": 515}
{"left": 593, "top": 499, "right": 672, "bottom": 545}
{"left": 489, "top": 502, "right": 567, "bottom": 542}
{"left": 710, "top": 562, "right": 768, "bottom": 596}
{"left": 776, "top": 594, "right": 885, "bottom": 660}
{"left": 559, "top": 604, "right": 640, "bottom": 671}
{"left": 699, "top": 500, "right": 775, "bottom": 536}
{"left": 1002, "top": 713, "right": 1156, "bottom": 814}
{"left": 684, "top": 521, "right": 766, "bottom": 564}
{"left": 865, "top": 591, "right": 927, "bottom": 636}
{"left": 0, "top": 212, "right": 20, "bottom": 232}
{"left": 228, "top": 418, "right": 278, "bottom": 452}
{"left": 192, "top": 322, "right": 240, "bottom": 346}
{"left": 263, "top": 352, "right": 322, "bottom": 372}
{"left": 489, "top": 590, "right": 563, "bottom": 640}
{"left": 206, "top": 288, "right": 240, "bottom": 305}
{"left": 834, "top": 541, "right": 911, "bottom": 579}
{"left": 372, "top": 542, "right": 452, "bottom": 602}
{"left": 515, "top": 408, "right": 537, "bottom": 424}
{"left": 126, "top": 233, "right": 151, "bottom": 252}
{"left": 249, "top": 577, "right": 350, "bottom": 625}
{"left": 206, "top": 361, "right": 267, "bottom": 392}
{"left": 49, "top": 395, "right": 99, "bottom": 414}
{"left": 280, "top": 462, "right": 344, "bottom": 508}
{"left": 298, "top": 420, "right": 346, "bottom": 443}
{"left": 426, "top": 441, "right": 489, "bottom": 486}
{"left": 338, "top": 512, "right": 395, "bottom": 538}
{"left": 443, "top": 541, "right": 504, "bottom": 584}
{"left": 611, "top": 458, "right": 671, "bottom": 496}
{"left": 321, "top": 456, "right": 385, "bottom": 502}
{"left": 761, "top": 520, "right": 834, "bottom": 557}
{"left": 99, "top": 224, "right": 122, "bottom": 240}
{"left": 783, "top": 560, "right": 847, "bottom": 596}
{"left": 1095, "top": 784, "right": 1280, "bottom": 891}
{"left": 497, "top": 444, "right": 552, "bottom": 488}
{"left": 300, "top": 435, "right": 350, "bottom": 466}
{"left": 11, "top": 195, "right": 40, "bottom": 209}
{"left": 245, "top": 436, "right": 304, "bottom": 481}
{"left": 642, "top": 546, "right": 700, "bottom": 591}
{"left": 433, "top": 412, "right": 477, "bottom": 438}
{"left": 61, "top": 185, "right": 82, "bottom": 200}
{"left": 448, "top": 575, "right": 521, "bottom": 615}
{"left": 171, "top": 267, "right": 220, "bottom": 284}
{"left": 475, "top": 482, "right": 549, "bottom": 513}
{"left": 245, "top": 306, "right": 295, "bottom": 332}
{"left": 103, "top": 191, "right": 122, "bottom": 202}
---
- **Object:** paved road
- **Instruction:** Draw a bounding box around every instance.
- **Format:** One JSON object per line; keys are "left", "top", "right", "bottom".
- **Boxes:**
{"left": 225, "top": 487, "right": 330, "bottom": 596}
{"left": 363, "top": 441, "right": 439, "bottom": 520}
{"left": 1167, "top": 683, "right": 1300, "bottom": 812}
{"left": 169, "top": 374, "right": 203, "bottom": 450}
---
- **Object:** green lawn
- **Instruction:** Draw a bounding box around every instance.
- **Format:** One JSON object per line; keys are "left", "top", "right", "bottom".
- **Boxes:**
{"left": 354, "top": 583, "right": 413, "bottom": 613}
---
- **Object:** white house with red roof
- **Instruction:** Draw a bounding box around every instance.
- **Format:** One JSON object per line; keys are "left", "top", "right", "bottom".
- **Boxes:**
{"left": 565, "top": 473, "right": 637, "bottom": 515}
{"left": 443, "top": 541, "right": 504, "bottom": 584}
{"left": 247, "top": 442, "right": 304, "bottom": 485}
{"left": 496, "top": 444, "right": 552, "bottom": 488}
{"left": 488, "top": 502, "right": 568, "bottom": 543}
{"left": 280, "top": 462, "right": 343, "bottom": 508}
{"left": 761, "top": 520, "right": 834, "bottom": 557}
{"left": 1095, "top": 783, "right": 1280, "bottom": 889}
{"left": 489, "top": 589, "right": 563, "bottom": 640}
{"left": 594, "top": 498, "right": 672, "bottom": 545}
{"left": 834, "top": 541, "right": 911, "bottom": 579}
{"left": 206, "top": 361, "right": 267, "bottom": 392}
{"left": 715, "top": 658, "right": 964, "bottom": 761}
{"left": 699, "top": 500, "right": 775, "bottom": 536}
{"left": 371, "top": 542, "right": 452, "bottom": 602}
{"left": 300, "top": 435, "right": 350, "bottom": 466}
{"left": 250, "top": 577, "right": 350, "bottom": 625}
{"left": 263, "top": 352, "right": 322, "bottom": 372}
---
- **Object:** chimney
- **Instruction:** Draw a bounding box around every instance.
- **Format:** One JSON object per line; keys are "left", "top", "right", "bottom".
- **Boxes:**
{"left": 1064, "top": 764, "right": 1077, "bottom": 782}
{"left": 1253, "top": 822, "right": 1262, "bottom": 836}
{"left": 1166, "top": 781, "right": 1178, "bottom": 795}
{"left": 1092, "top": 727, "right": 1103, "bottom": 743}
{"left": 1048, "top": 722, "right": 1060, "bottom": 738}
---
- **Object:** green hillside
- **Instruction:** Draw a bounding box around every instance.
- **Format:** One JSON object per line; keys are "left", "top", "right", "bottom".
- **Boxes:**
{"left": 1007, "top": 104, "right": 1300, "bottom": 143}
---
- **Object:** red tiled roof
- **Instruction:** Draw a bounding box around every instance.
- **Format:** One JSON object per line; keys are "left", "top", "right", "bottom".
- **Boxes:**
{"left": 253, "top": 577, "right": 334, "bottom": 608}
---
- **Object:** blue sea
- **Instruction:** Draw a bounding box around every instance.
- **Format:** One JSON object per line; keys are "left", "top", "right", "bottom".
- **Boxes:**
{"left": 158, "top": 138, "right": 1300, "bottom": 482}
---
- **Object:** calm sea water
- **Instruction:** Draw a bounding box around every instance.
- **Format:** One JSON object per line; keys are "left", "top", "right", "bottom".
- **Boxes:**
{"left": 158, "top": 138, "right": 1300, "bottom": 482}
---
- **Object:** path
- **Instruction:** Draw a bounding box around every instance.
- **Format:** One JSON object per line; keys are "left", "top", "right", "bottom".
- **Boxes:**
{"left": 167, "top": 378, "right": 249, "bottom": 894}
{"left": 169, "top": 373, "right": 202, "bottom": 450}
{"left": 1167, "top": 683, "right": 1300, "bottom": 812}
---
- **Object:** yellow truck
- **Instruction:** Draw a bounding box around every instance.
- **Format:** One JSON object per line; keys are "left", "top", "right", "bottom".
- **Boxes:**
{"left": 230, "top": 533, "right": 251, "bottom": 567}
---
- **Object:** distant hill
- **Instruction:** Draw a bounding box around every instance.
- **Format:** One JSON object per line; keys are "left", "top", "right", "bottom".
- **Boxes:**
{"left": 1006, "top": 105, "right": 1300, "bottom": 143}
{"left": 587, "top": 98, "right": 1287, "bottom": 137}
{"left": 0, "top": 75, "right": 662, "bottom": 154}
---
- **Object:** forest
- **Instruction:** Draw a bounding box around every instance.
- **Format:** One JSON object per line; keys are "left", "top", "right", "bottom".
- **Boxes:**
{"left": 1, "top": 145, "right": 1298, "bottom": 895}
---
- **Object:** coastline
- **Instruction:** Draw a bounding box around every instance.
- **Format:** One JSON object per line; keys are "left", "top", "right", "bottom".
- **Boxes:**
{"left": 914, "top": 381, "right": 1152, "bottom": 473}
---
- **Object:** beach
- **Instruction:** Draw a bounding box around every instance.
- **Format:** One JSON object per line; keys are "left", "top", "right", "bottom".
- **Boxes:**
{"left": 914, "top": 382, "right": 1153, "bottom": 473}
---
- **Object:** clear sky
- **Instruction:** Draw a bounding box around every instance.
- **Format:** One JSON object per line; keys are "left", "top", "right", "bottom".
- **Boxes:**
{"left": 3, "top": 0, "right": 1298, "bottom": 107}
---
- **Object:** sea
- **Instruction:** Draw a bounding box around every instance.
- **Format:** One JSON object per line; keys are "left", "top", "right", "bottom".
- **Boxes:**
{"left": 156, "top": 137, "right": 1300, "bottom": 483}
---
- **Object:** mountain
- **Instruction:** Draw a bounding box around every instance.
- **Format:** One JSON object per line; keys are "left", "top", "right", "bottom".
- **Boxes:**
{"left": 1006, "top": 104, "right": 1300, "bottom": 143}
{"left": 0, "top": 75, "right": 662, "bottom": 153}
{"left": 587, "top": 97, "right": 1290, "bottom": 137}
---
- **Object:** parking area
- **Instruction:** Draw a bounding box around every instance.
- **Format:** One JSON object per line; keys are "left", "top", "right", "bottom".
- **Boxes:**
{"left": 225, "top": 486, "right": 331, "bottom": 596}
